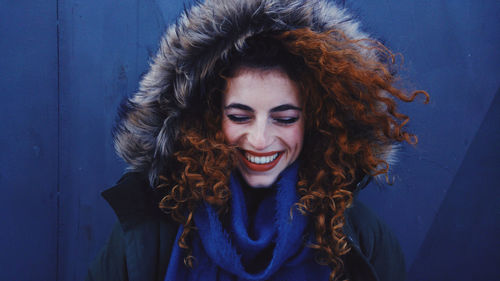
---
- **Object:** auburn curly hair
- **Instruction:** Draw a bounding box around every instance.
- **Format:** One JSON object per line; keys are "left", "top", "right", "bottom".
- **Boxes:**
{"left": 156, "top": 28, "right": 429, "bottom": 281}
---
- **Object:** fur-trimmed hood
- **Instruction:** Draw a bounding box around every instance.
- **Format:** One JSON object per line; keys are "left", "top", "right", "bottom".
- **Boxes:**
{"left": 113, "top": 0, "right": 393, "bottom": 185}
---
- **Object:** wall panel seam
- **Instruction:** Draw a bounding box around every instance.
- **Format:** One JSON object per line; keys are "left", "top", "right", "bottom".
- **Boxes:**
{"left": 56, "top": 0, "right": 61, "bottom": 279}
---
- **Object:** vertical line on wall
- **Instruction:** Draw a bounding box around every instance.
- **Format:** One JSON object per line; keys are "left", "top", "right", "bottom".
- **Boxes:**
{"left": 136, "top": 0, "right": 140, "bottom": 74}
{"left": 56, "top": 0, "right": 61, "bottom": 279}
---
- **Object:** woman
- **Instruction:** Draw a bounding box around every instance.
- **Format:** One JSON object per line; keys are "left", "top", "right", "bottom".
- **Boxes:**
{"left": 87, "top": 0, "right": 428, "bottom": 280}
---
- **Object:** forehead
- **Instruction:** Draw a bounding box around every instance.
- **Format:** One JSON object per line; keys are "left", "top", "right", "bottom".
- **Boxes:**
{"left": 223, "top": 67, "right": 301, "bottom": 107}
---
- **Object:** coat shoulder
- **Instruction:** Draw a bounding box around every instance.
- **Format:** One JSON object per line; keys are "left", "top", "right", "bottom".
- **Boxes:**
{"left": 86, "top": 223, "right": 128, "bottom": 281}
{"left": 87, "top": 172, "right": 179, "bottom": 281}
{"left": 344, "top": 200, "right": 407, "bottom": 281}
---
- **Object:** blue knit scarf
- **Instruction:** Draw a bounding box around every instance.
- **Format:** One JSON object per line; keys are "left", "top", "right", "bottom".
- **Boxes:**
{"left": 164, "top": 162, "right": 330, "bottom": 281}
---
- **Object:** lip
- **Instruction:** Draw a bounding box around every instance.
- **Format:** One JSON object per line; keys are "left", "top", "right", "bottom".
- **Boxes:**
{"left": 239, "top": 149, "right": 283, "bottom": 172}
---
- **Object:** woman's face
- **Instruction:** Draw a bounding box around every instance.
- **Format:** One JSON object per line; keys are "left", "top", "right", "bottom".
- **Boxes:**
{"left": 222, "top": 67, "right": 304, "bottom": 188}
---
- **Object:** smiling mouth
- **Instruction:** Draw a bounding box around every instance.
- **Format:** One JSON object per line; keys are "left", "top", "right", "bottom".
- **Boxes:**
{"left": 239, "top": 150, "right": 283, "bottom": 172}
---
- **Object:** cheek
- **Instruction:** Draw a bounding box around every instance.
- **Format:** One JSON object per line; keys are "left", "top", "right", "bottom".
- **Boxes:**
{"left": 280, "top": 123, "right": 305, "bottom": 150}
{"left": 291, "top": 128, "right": 305, "bottom": 149}
{"left": 222, "top": 119, "right": 239, "bottom": 144}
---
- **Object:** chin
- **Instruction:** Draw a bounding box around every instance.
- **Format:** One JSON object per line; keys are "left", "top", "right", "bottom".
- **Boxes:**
{"left": 241, "top": 174, "right": 278, "bottom": 188}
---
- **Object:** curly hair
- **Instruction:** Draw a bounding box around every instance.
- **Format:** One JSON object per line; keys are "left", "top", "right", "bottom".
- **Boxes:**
{"left": 157, "top": 28, "right": 429, "bottom": 281}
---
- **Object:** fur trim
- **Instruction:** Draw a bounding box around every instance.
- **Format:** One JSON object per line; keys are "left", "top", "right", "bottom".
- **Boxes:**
{"left": 113, "top": 0, "right": 394, "bottom": 185}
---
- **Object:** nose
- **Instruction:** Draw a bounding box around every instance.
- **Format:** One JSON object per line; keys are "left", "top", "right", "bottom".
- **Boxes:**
{"left": 247, "top": 120, "right": 271, "bottom": 150}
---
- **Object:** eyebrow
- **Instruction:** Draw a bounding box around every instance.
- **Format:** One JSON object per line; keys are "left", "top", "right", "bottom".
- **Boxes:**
{"left": 224, "top": 103, "right": 302, "bottom": 112}
{"left": 270, "top": 104, "right": 302, "bottom": 112}
{"left": 224, "top": 103, "right": 254, "bottom": 112}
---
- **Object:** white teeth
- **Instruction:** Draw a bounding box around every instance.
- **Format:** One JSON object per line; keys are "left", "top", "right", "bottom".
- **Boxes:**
{"left": 245, "top": 152, "right": 279, "bottom": 164}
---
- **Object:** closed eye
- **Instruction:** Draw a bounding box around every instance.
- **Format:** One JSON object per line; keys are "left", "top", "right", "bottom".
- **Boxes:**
{"left": 227, "top": 114, "right": 251, "bottom": 123}
{"left": 274, "top": 117, "right": 299, "bottom": 124}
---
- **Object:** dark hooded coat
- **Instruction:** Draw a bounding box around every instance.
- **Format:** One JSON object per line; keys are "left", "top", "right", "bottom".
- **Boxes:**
{"left": 86, "top": 173, "right": 405, "bottom": 281}
{"left": 87, "top": 0, "right": 406, "bottom": 280}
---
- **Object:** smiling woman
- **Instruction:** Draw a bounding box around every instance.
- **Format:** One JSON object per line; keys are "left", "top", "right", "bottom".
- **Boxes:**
{"left": 87, "top": 1, "right": 428, "bottom": 281}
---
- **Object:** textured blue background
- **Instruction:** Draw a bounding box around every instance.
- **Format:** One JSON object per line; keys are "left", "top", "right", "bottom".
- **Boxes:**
{"left": 1, "top": 0, "right": 498, "bottom": 280}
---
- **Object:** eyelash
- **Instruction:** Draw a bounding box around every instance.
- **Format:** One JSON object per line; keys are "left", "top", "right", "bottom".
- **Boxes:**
{"left": 275, "top": 117, "right": 299, "bottom": 124}
{"left": 226, "top": 115, "right": 299, "bottom": 125}
{"left": 227, "top": 115, "right": 250, "bottom": 122}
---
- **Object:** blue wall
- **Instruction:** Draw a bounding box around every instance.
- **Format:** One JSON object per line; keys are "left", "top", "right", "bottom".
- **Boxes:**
{"left": 1, "top": 0, "right": 498, "bottom": 280}
{"left": 1, "top": 1, "right": 58, "bottom": 279}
